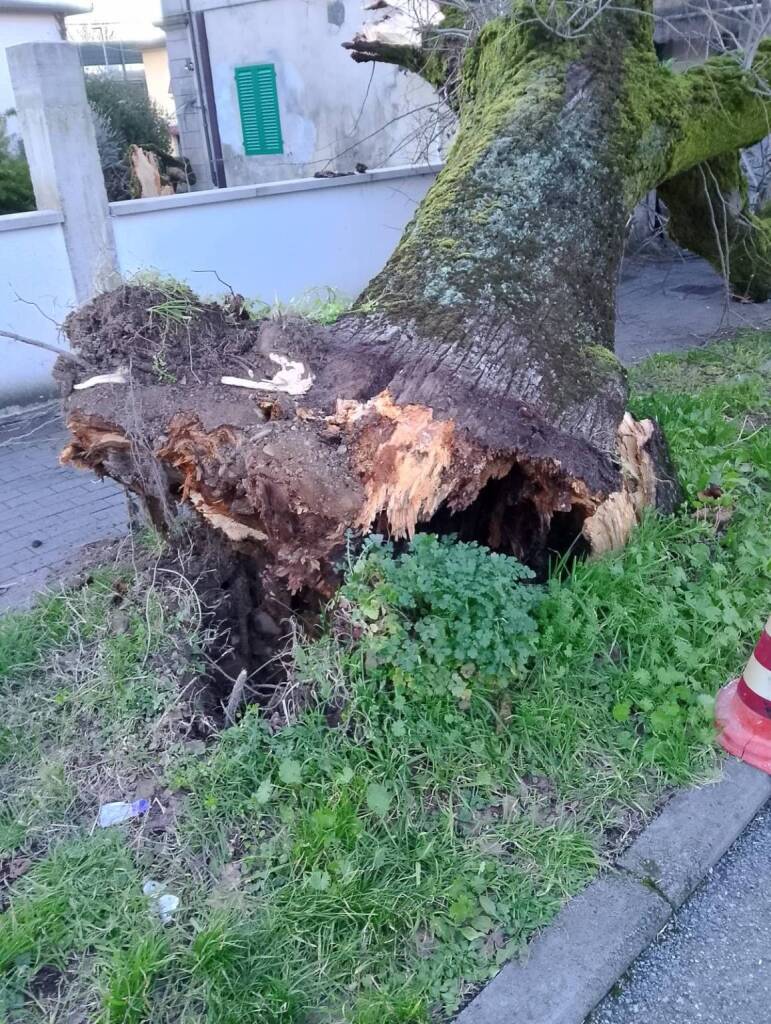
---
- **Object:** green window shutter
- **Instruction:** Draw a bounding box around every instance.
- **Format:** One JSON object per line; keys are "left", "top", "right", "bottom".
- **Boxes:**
{"left": 235, "top": 64, "right": 284, "bottom": 156}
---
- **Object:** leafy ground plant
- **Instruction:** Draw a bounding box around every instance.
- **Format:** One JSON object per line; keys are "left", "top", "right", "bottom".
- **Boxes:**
{"left": 0, "top": 332, "right": 768, "bottom": 1022}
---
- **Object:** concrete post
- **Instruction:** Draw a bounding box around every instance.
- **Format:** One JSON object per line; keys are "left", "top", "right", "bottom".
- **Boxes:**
{"left": 7, "top": 42, "right": 120, "bottom": 303}
{"left": 161, "top": 6, "right": 214, "bottom": 190}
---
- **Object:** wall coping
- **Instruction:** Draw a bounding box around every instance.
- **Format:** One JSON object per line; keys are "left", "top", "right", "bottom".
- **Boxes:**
{"left": 109, "top": 162, "right": 443, "bottom": 217}
{"left": 0, "top": 209, "right": 64, "bottom": 233}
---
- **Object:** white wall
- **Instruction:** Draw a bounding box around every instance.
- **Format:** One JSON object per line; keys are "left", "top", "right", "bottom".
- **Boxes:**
{"left": 111, "top": 164, "right": 438, "bottom": 303}
{"left": 0, "top": 11, "right": 62, "bottom": 140}
{"left": 0, "top": 211, "right": 77, "bottom": 406}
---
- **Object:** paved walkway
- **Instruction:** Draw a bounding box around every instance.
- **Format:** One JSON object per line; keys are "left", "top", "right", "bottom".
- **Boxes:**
{"left": 589, "top": 802, "right": 771, "bottom": 1024}
{"left": 0, "top": 404, "right": 127, "bottom": 611}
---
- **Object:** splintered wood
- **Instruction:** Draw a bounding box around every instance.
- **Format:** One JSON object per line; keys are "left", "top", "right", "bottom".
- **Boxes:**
{"left": 582, "top": 413, "right": 661, "bottom": 555}
{"left": 61, "top": 377, "right": 666, "bottom": 594}
{"left": 335, "top": 392, "right": 458, "bottom": 537}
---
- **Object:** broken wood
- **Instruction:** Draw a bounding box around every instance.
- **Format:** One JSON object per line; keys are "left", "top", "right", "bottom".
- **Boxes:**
{"left": 59, "top": 278, "right": 678, "bottom": 604}
{"left": 129, "top": 145, "right": 175, "bottom": 199}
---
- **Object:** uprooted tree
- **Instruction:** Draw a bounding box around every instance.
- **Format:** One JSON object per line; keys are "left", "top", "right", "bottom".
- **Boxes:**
{"left": 56, "top": 0, "right": 771, "bottom": 653}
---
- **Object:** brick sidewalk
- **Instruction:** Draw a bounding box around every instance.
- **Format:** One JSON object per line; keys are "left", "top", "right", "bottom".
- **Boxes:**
{"left": 0, "top": 404, "right": 127, "bottom": 611}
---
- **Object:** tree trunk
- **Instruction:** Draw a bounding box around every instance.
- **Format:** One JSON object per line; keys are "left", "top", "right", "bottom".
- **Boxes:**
{"left": 58, "top": 4, "right": 771, "bottom": 621}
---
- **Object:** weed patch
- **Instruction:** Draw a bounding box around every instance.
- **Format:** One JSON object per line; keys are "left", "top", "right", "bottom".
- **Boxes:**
{"left": 246, "top": 286, "right": 354, "bottom": 324}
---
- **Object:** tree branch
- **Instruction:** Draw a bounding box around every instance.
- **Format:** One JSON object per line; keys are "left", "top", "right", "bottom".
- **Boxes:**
{"left": 660, "top": 152, "right": 771, "bottom": 301}
{"left": 342, "top": 35, "right": 426, "bottom": 72}
{"left": 627, "top": 40, "right": 771, "bottom": 203}
{"left": 618, "top": 36, "right": 771, "bottom": 296}
{"left": 0, "top": 328, "right": 87, "bottom": 366}
{"left": 343, "top": 0, "right": 471, "bottom": 106}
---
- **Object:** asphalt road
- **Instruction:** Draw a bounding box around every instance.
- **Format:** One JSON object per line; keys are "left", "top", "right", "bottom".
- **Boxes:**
{"left": 616, "top": 253, "right": 771, "bottom": 363}
{"left": 588, "top": 801, "right": 771, "bottom": 1024}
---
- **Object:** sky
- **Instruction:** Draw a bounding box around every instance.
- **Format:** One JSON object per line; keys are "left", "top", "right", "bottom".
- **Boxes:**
{"left": 66, "top": 0, "right": 164, "bottom": 41}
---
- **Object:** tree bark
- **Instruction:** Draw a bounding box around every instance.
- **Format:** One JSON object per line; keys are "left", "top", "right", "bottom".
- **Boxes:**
{"left": 58, "top": 4, "right": 771, "bottom": 613}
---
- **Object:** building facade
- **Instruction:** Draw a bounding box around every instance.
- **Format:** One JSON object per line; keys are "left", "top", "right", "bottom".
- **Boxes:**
{"left": 160, "top": 0, "right": 445, "bottom": 189}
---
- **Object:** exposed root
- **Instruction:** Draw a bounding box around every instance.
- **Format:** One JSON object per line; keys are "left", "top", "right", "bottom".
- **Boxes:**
{"left": 57, "top": 285, "right": 680, "bottom": 612}
{"left": 62, "top": 391, "right": 675, "bottom": 591}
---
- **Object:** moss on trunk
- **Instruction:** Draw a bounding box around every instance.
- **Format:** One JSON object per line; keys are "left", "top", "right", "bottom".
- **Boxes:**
{"left": 659, "top": 153, "right": 771, "bottom": 301}
{"left": 620, "top": 41, "right": 771, "bottom": 204}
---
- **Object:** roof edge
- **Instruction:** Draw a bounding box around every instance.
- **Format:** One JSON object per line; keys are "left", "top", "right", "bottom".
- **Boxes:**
{"left": 0, "top": 1, "right": 93, "bottom": 15}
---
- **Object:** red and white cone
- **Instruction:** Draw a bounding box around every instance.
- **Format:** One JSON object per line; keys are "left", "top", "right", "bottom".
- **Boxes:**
{"left": 716, "top": 615, "right": 771, "bottom": 774}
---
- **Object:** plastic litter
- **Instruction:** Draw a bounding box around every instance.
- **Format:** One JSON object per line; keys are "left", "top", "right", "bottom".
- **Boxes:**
{"left": 143, "top": 879, "right": 180, "bottom": 924}
{"left": 97, "top": 798, "right": 150, "bottom": 828}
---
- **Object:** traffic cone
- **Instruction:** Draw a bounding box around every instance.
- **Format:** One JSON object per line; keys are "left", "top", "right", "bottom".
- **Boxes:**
{"left": 716, "top": 615, "right": 771, "bottom": 774}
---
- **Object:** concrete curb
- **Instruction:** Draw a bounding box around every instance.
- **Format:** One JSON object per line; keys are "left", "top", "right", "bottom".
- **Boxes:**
{"left": 455, "top": 759, "right": 771, "bottom": 1024}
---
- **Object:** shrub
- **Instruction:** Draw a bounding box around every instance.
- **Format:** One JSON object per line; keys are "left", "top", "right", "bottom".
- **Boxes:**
{"left": 85, "top": 75, "right": 172, "bottom": 199}
{"left": 0, "top": 115, "right": 34, "bottom": 214}
{"left": 85, "top": 75, "right": 170, "bottom": 153}
{"left": 0, "top": 154, "right": 34, "bottom": 214}
{"left": 91, "top": 105, "right": 131, "bottom": 201}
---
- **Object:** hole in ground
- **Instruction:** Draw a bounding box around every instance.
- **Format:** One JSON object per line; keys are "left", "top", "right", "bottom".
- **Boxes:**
{"left": 419, "top": 464, "right": 590, "bottom": 579}
{"left": 183, "top": 530, "right": 326, "bottom": 728}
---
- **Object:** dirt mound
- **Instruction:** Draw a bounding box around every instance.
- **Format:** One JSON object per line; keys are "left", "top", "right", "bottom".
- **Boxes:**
{"left": 61, "top": 284, "right": 322, "bottom": 388}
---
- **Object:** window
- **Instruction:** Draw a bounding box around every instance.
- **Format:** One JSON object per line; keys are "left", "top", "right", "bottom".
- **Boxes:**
{"left": 235, "top": 64, "right": 283, "bottom": 156}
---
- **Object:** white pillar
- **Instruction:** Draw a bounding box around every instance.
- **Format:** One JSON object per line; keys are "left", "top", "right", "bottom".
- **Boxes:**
{"left": 7, "top": 42, "right": 119, "bottom": 303}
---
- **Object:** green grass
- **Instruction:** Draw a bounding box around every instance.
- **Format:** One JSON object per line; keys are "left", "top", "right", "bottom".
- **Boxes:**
{"left": 245, "top": 286, "right": 357, "bottom": 324}
{"left": 628, "top": 331, "right": 771, "bottom": 395}
{"left": 101, "top": 932, "right": 171, "bottom": 1024}
{"left": 0, "top": 553, "right": 209, "bottom": 858}
{"left": 0, "top": 331, "right": 768, "bottom": 1022}
{"left": 0, "top": 592, "right": 76, "bottom": 680}
{"left": 130, "top": 271, "right": 357, "bottom": 327}
{"left": 0, "top": 833, "right": 150, "bottom": 1015}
